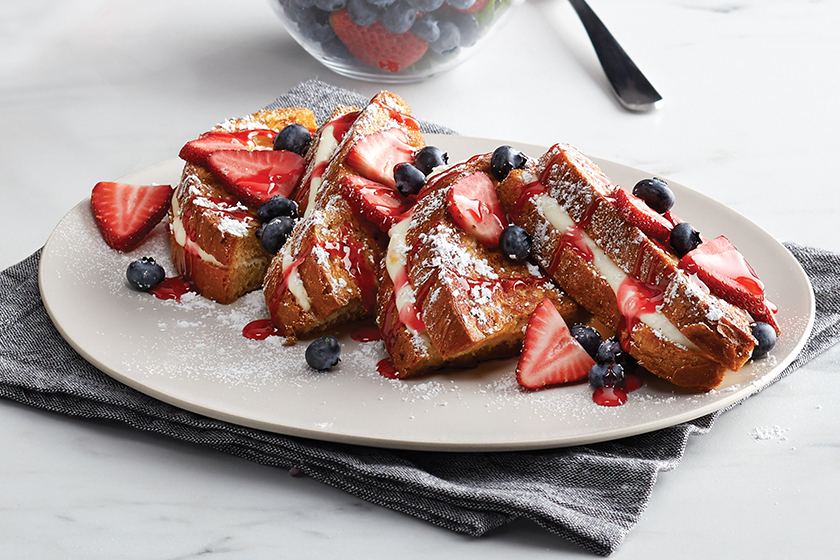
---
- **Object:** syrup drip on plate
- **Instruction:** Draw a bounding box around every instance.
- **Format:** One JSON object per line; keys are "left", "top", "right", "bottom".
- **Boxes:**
{"left": 149, "top": 276, "right": 194, "bottom": 303}
{"left": 242, "top": 319, "right": 283, "bottom": 340}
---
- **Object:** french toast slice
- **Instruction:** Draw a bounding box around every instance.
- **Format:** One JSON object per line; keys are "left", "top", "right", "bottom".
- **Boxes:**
{"left": 377, "top": 154, "right": 583, "bottom": 379}
{"left": 263, "top": 91, "right": 425, "bottom": 341}
{"left": 169, "top": 107, "right": 317, "bottom": 304}
{"left": 497, "top": 143, "right": 759, "bottom": 391}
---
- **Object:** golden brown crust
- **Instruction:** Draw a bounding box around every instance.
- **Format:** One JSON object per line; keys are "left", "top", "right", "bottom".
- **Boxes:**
{"left": 168, "top": 107, "right": 316, "bottom": 304}
{"left": 264, "top": 91, "right": 425, "bottom": 339}
{"left": 376, "top": 154, "right": 583, "bottom": 379}
{"left": 498, "top": 143, "right": 756, "bottom": 391}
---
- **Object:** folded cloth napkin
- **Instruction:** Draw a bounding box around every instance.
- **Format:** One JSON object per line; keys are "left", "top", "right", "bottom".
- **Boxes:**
{"left": 2, "top": 80, "right": 840, "bottom": 556}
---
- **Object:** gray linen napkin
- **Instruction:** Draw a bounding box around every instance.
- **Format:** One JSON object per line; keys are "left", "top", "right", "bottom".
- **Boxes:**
{"left": 2, "top": 80, "right": 839, "bottom": 556}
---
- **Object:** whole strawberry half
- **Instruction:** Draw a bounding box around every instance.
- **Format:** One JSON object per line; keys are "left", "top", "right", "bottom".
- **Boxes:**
{"left": 446, "top": 172, "right": 507, "bottom": 247}
{"left": 91, "top": 182, "right": 174, "bottom": 252}
{"left": 338, "top": 174, "right": 410, "bottom": 233}
{"left": 205, "top": 149, "right": 306, "bottom": 207}
{"left": 346, "top": 128, "right": 415, "bottom": 188}
{"left": 679, "top": 235, "right": 779, "bottom": 332}
{"left": 611, "top": 186, "right": 673, "bottom": 242}
{"left": 516, "top": 298, "right": 596, "bottom": 389}
{"left": 179, "top": 129, "right": 277, "bottom": 165}
{"left": 330, "top": 9, "right": 429, "bottom": 73}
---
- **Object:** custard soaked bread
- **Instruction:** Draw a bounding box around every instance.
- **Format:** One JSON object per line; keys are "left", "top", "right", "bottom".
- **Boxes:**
{"left": 263, "top": 91, "right": 425, "bottom": 341}
{"left": 497, "top": 144, "right": 765, "bottom": 391}
{"left": 169, "top": 107, "right": 317, "bottom": 304}
{"left": 377, "top": 153, "right": 582, "bottom": 379}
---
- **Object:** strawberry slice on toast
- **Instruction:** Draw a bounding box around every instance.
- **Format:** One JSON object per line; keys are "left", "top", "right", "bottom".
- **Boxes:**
{"left": 516, "top": 298, "right": 595, "bottom": 389}
{"left": 611, "top": 186, "right": 673, "bottom": 242}
{"left": 346, "top": 128, "right": 415, "bottom": 188}
{"left": 205, "top": 149, "right": 306, "bottom": 207}
{"left": 179, "top": 129, "right": 277, "bottom": 165}
{"left": 680, "top": 235, "right": 780, "bottom": 332}
{"left": 446, "top": 172, "right": 507, "bottom": 247}
{"left": 338, "top": 175, "right": 410, "bottom": 233}
{"left": 91, "top": 182, "right": 173, "bottom": 252}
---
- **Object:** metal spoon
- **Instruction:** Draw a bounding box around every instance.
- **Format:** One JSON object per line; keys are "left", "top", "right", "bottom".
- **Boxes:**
{"left": 568, "top": 0, "right": 663, "bottom": 112}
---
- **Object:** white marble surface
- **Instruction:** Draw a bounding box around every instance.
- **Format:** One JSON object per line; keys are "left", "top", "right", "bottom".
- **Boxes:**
{"left": 1, "top": 0, "right": 838, "bottom": 557}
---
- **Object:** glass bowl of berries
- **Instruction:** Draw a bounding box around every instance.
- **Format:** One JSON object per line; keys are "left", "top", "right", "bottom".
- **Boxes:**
{"left": 271, "top": 0, "right": 519, "bottom": 83}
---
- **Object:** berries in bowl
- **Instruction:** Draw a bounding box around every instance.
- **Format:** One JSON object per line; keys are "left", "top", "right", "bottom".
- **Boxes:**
{"left": 271, "top": 0, "right": 519, "bottom": 83}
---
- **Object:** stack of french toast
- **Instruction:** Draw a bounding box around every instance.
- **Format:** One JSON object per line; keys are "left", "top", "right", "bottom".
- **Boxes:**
{"left": 168, "top": 91, "right": 778, "bottom": 393}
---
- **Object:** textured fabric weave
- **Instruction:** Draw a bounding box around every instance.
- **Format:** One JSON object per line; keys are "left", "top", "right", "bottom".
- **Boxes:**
{"left": 1, "top": 81, "right": 838, "bottom": 556}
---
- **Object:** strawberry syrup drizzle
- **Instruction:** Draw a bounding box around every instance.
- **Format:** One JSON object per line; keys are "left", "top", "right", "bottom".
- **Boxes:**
{"left": 330, "top": 111, "right": 361, "bottom": 141}
{"left": 377, "top": 358, "right": 400, "bottom": 379}
{"left": 242, "top": 319, "right": 282, "bottom": 340}
{"left": 350, "top": 326, "right": 382, "bottom": 342}
{"left": 149, "top": 276, "right": 194, "bottom": 303}
{"left": 373, "top": 99, "right": 420, "bottom": 131}
{"left": 548, "top": 197, "right": 601, "bottom": 275}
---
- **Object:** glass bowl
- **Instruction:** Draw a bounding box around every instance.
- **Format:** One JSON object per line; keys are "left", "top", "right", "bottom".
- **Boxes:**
{"left": 271, "top": 0, "right": 518, "bottom": 83}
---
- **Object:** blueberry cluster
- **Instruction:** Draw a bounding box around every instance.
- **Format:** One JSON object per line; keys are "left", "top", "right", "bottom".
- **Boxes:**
{"left": 279, "top": 0, "right": 503, "bottom": 68}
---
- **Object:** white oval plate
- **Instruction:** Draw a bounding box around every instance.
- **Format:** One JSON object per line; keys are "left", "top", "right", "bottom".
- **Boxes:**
{"left": 39, "top": 134, "right": 814, "bottom": 451}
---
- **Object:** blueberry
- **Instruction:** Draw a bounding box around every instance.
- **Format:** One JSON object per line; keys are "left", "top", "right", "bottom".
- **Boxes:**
{"left": 314, "top": 0, "right": 346, "bottom": 10}
{"left": 413, "top": 146, "right": 448, "bottom": 176}
{"left": 258, "top": 196, "right": 298, "bottom": 223}
{"left": 126, "top": 257, "right": 165, "bottom": 291}
{"left": 750, "top": 322, "right": 777, "bottom": 360}
{"left": 366, "top": 0, "right": 398, "bottom": 8}
{"left": 499, "top": 225, "right": 532, "bottom": 261}
{"left": 443, "top": 10, "right": 479, "bottom": 48}
{"left": 490, "top": 145, "right": 527, "bottom": 181}
{"left": 394, "top": 163, "right": 426, "bottom": 196}
{"left": 407, "top": 0, "right": 444, "bottom": 10}
{"left": 287, "top": 6, "right": 337, "bottom": 43}
{"left": 633, "top": 177, "right": 674, "bottom": 214}
{"left": 381, "top": 0, "right": 416, "bottom": 34}
{"left": 347, "top": 0, "right": 381, "bottom": 26}
{"left": 595, "top": 337, "right": 622, "bottom": 364}
{"left": 588, "top": 361, "right": 625, "bottom": 389}
{"left": 669, "top": 221, "right": 702, "bottom": 257}
{"left": 570, "top": 324, "right": 602, "bottom": 360}
{"left": 305, "top": 335, "right": 341, "bottom": 370}
{"left": 429, "top": 21, "right": 460, "bottom": 55}
{"left": 411, "top": 14, "right": 440, "bottom": 43}
{"left": 256, "top": 216, "right": 296, "bottom": 254}
{"left": 273, "top": 123, "right": 312, "bottom": 156}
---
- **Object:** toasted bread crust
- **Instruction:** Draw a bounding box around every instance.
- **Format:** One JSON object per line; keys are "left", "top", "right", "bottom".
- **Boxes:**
{"left": 264, "top": 91, "right": 425, "bottom": 340}
{"left": 377, "top": 154, "right": 582, "bottom": 379}
{"left": 498, "top": 144, "right": 756, "bottom": 391}
{"left": 168, "top": 107, "right": 316, "bottom": 304}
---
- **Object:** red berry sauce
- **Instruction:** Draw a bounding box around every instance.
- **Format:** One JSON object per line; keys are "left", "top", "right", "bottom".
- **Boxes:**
{"left": 149, "top": 276, "right": 194, "bottom": 303}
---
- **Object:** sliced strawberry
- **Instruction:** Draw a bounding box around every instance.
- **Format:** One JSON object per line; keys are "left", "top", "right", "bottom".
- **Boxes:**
{"left": 179, "top": 129, "right": 277, "bottom": 165}
{"left": 346, "top": 128, "right": 414, "bottom": 188}
{"left": 516, "top": 299, "right": 595, "bottom": 389}
{"left": 205, "top": 149, "right": 306, "bottom": 207}
{"left": 611, "top": 187, "right": 673, "bottom": 241}
{"left": 446, "top": 172, "right": 507, "bottom": 247}
{"left": 330, "top": 9, "right": 429, "bottom": 72}
{"left": 91, "top": 182, "right": 173, "bottom": 252}
{"left": 338, "top": 175, "right": 410, "bottom": 233}
{"left": 679, "top": 235, "right": 771, "bottom": 318}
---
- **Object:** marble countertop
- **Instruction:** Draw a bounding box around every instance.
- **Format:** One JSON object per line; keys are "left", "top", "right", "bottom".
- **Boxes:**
{"left": 2, "top": 0, "right": 838, "bottom": 557}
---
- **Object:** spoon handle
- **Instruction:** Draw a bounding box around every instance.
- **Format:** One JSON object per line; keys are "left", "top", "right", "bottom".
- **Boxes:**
{"left": 568, "top": 0, "right": 663, "bottom": 112}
